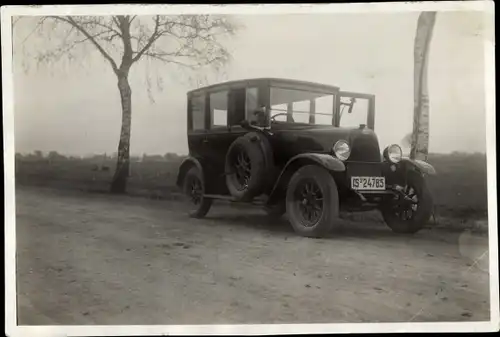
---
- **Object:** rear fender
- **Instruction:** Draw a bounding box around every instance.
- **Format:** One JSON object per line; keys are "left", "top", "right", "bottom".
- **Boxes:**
{"left": 176, "top": 156, "right": 204, "bottom": 188}
{"left": 266, "top": 153, "right": 345, "bottom": 206}
{"left": 400, "top": 158, "right": 436, "bottom": 175}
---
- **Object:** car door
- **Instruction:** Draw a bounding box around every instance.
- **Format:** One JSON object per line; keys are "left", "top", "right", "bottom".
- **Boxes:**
{"left": 187, "top": 92, "right": 208, "bottom": 160}
{"left": 202, "top": 88, "right": 248, "bottom": 194}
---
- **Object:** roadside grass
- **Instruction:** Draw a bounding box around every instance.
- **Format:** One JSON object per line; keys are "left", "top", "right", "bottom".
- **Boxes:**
{"left": 14, "top": 152, "right": 489, "bottom": 233}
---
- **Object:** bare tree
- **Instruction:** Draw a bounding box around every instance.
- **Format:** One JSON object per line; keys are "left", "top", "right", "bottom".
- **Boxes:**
{"left": 16, "top": 15, "right": 239, "bottom": 193}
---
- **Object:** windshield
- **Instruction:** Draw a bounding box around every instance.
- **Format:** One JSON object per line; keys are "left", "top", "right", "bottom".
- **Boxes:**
{"left": 269, "top": 87, "right": 335, "bottom": 125}
{"left": 338, "top": 96, "right": 369, "bottom": 128}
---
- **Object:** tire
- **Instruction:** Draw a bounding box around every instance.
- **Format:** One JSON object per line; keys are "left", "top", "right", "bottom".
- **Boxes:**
{"left": 225, "top": 132, "right": 274, "bottom": 201}
{"left": 182, "top": 166, "right": 212, "bottom": 218}
{"left": 286, "top": 165, "right": 339, "bottom": 238}
{"left": 381, "top": 171, "right": 433, "bottom": 234}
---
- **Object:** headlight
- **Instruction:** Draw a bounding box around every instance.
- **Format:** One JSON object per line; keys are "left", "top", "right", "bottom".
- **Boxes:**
{"left": 333, "top": 140, "right": 351, "bottom": 161}
{"left": 383, "top": 144, "right": 402, "bottom": 163}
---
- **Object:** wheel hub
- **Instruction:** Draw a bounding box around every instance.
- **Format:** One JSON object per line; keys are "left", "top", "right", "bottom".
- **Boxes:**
{"left": 233, "top": 149, "right": 251, "bottom": 189}
{"left": 296, "top": 181, "right": 323, "bottom": 226}
{"left": 189, "top": 178, "right": 202, "bottom": 205}
{"left": 391, "top": 184, "right": 419, "bottom": 221}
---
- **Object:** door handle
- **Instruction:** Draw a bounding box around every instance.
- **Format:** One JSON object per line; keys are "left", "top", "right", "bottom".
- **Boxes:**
{"left": 202, "top": 138, "right": 209, "bottom": 144}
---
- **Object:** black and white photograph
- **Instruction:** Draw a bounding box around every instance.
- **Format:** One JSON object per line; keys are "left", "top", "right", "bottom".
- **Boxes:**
{"left": 3, "top": 2, "right": 498, "bottom": 336}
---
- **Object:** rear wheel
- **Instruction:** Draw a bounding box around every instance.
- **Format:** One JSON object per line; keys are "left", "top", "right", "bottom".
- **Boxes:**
{"left": 381, "top": 171, "right": 433, "bottom": 233}
{"left": 286, "top": 165, "right": 339, "bottom": 238}
{"left": 182, "top": 166, "right": 212, "bottom": 218}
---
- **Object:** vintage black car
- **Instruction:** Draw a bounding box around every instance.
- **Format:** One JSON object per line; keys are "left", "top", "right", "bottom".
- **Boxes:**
{"left": 176, "top": 78, "right": 436, "bottom": 238}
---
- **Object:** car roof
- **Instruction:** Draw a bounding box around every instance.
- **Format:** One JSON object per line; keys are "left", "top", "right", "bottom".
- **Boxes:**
{"left": 187, "top": 78, "right": 341, "bottom": 95}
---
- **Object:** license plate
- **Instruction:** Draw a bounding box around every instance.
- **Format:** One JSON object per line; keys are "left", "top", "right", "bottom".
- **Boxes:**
{"left": 351, "top": 176, "right": 385, "bottom": 190}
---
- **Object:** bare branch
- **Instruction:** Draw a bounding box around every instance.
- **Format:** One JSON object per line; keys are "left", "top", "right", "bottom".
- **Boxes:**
{"left": 21, "top": 17, "right": 48, "bottom": 45}
{"left": 142, "top": 52, "right": 198, "bottom": 68}
{"left": 131, "top": 15, "right": 161, "bottom": 63}
{"left": 78, "top": 19, "right": 123, "bottom": 39}
{"left": 19, "top": 14, "right": 240, "bottom": 95}
{"left": 48, "top": 16, "right": 119, "bottom": 73}
{"left": 112, "top": 16, "right": 121, "bottom": 29}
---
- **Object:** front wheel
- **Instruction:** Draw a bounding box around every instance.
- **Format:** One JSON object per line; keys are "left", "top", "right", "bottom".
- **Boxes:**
{"left": 182, "top": 166, "right": 212, "bottom": 218}
{"left": 381, "top": 171, "right": 433, "bottom": 234}
{"left": 286, "top": 165, "right": 340, "bottom": 238}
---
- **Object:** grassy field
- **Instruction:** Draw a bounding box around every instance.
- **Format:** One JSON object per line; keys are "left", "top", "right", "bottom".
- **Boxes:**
{"left": 14, "top": 151, "right": 489, "bottom": 220}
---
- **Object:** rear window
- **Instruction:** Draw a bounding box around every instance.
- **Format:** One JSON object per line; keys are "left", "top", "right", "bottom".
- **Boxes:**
{"left": 210, "top": 90, "right": 228, "bottom": 127}
{"left": 191, "top": 94, "right": 205, "bottom": 130}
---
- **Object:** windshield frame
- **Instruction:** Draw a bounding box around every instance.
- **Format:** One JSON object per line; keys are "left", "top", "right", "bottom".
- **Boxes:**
{"left": 267, "top": 85, "right": 338, "bottom": 127}
{"left": 336, "top": 91, "right": 376, "bottom": 130}
{"left": 263, "top": 85, "right": 376, "bottom": 130}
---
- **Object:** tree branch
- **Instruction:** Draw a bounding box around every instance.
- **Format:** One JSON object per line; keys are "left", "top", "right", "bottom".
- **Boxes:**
{"left": 21, "top": 17, "right": 48, "bottom": 45}
{"left": 79, "top": 19, "right": 123, "bottom": 39}
{"left": 131, "top": 15, "right": 161, "bottom": 64}
{"left": 142, "top": 51, "right": 200, "bottom": 68}
{"left": 48, "top": 16, "right": 119, "bottom": 74}
{"left": 112, "top": 16, "right": 121, "bottom": 29}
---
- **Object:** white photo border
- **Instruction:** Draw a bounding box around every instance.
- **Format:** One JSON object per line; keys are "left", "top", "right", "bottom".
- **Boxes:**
{"left": 2, "top": 1, "right": 498, "bottom": 336}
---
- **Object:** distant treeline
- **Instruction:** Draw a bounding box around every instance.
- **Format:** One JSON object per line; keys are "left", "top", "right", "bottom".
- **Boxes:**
{"left": 15, "top": 151, "right": 188, "bottom": 163}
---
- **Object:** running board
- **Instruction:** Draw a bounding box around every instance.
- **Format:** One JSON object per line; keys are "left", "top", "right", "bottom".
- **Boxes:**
{"left": 203, "top": 194, "right": 268, "bottom": 206}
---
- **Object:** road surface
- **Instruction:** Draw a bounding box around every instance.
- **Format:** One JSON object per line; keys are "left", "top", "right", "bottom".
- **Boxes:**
{"left": 15, "top": 186, "right": 490, "bottom": 325}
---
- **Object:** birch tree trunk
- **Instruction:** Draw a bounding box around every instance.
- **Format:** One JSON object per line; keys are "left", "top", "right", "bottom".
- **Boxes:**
{"left": 411, "top": 11, "right": 437, "bottom": 161}
{"left": 110, "top": 71, "right": 132, "bottom": 193}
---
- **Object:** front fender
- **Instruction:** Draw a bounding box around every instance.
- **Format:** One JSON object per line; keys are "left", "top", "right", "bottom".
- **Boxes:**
{"left": 287, "top": 153, "right": 346, "bottom": 172}
{"left": 400, "top": 158, "right": 436, "bottom": 175}
{"left": 266, "top": 153, "right": 345, "bottom": 205}
{"left": 176, "top": 156, "right": 204, "bottom": 188}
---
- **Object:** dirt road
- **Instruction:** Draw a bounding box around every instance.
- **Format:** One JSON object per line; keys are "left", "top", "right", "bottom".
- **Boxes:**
{"left": 15, "top": 186, "right": 490, "bottom": 325}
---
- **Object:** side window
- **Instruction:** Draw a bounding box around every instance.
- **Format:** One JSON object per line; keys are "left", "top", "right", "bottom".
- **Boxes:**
{"left": 245, "top": 87, "right": 259, "bottom": 123}
{"left": 210, "top": 90, "right": 228, "bottom": 127}
{"left": 191, "top": 94, "right": 206, "bottom": 131}
{"left": 314, "top": 94, "right": 334, "bottom": 125}
{"left": 292, "top": 100, "right": 310, "bottom": 123}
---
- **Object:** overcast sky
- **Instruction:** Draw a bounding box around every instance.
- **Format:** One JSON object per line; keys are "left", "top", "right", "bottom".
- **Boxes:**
{"left": 12, "top": 10, "right": 490, "bottom": 156}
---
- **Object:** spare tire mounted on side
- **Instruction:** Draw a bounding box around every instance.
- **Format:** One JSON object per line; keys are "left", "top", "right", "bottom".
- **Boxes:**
{"left": 225, "top": 131, "right": 274, "bottom": 201}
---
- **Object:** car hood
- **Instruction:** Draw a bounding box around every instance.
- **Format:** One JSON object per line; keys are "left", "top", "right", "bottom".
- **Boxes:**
{"left": 270, "top": 124, "right": 382, "bottom": 162}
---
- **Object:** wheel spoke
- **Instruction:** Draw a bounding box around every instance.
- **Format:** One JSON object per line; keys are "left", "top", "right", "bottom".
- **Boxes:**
{"left": 304, "top": 208, "right": 310, "bottom": 221}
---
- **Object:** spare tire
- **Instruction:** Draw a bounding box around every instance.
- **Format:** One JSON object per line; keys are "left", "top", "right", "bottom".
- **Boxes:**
{"left": 225, "top": 132, "right": 274, "bottom": 201}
